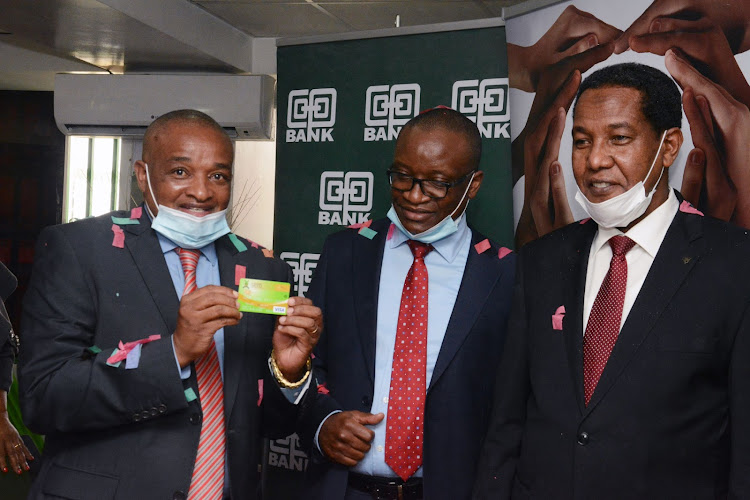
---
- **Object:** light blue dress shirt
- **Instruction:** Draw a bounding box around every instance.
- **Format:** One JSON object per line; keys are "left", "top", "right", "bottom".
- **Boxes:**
{"left": 158, "top": 230, "right": 309, "bottom": 497}
{"left": 157, "top": 234, "right": 226, "bottom": 378}
{"left": 315, "top": 215, "right": 471, "bottom": 478}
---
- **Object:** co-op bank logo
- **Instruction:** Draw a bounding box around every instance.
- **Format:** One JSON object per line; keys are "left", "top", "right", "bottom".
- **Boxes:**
{"left": 364, "top": 83, "right": 421, "bottom": 142}
{"left": 286, "top": 88, "right": 337, "bottom": 142}
{"left": 451, "top": 78, "right": 510, "bottom": 139}
{"left": 279, "top": 253, "right": 320, "bottom": 297}
{"left": 318, "top": 171, "right": 373, "bottom": 226}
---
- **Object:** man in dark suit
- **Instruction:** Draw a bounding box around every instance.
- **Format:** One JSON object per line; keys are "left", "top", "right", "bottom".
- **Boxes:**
{"left": 474, "top": 63, "right": 750, "bottom": 499}
{"left": 19, "top": 109, "right": 321, "bottom": 499}
{"left": 300, "top": 108, "right": 516, "bottom": 500}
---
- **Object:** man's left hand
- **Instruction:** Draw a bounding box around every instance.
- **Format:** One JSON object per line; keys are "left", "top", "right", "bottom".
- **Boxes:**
{"left": 272, "top": 296, "right": 322, "bottom": 382}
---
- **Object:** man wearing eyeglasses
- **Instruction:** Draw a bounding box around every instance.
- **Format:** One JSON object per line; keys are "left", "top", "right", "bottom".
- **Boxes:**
{"left": 299, "top": 107, "right": 516, "bottom": 500}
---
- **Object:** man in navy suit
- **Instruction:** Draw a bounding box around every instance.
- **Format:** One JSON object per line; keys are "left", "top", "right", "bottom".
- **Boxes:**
{"left": 474, "top": 63, "right": 750, "bottom": 499}
{"left": 300, "top": 108, "right": 516, "bottom": 500}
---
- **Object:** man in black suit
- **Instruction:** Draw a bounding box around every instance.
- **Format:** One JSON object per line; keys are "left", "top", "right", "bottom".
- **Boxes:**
{"left": 474, "top": 63, "right": 750, "bottom": 499}
{"left": 300, "top": 108, "right": 516, "bottom": 500}
{"left": 19, "top": 109, "right": 321, "bottom": 499}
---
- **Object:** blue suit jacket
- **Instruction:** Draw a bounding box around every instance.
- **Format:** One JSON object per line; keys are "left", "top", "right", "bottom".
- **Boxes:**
{"left": 301, "top": 218, "right": 516, "bottom": 500}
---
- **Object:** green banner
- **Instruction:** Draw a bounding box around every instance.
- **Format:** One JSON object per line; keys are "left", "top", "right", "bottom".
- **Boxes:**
{"left": 269, "top": 24, "right": 511, "bottom": 497}
{"left": 274, "top": 25, "right": 512, "bottom": 298}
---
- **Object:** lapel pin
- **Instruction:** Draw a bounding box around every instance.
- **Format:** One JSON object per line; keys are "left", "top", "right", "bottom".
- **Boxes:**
{"left": 682, "top": 256, "right": 691, "bottom": 264}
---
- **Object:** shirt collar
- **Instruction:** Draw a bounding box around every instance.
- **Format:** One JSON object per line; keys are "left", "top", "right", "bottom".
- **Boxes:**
{"left": 388, "top": 214, "right": 470, "bottom": 263}
{"left": 592, "top": 188, "right": 678, "bottom": 258}
{"left": 154, "top": 225, "right": 217, "bottom": 264}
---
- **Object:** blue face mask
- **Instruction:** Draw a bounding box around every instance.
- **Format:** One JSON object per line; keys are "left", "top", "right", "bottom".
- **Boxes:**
{"left": 387, "top": 172, "right": 475, "bottom": 244}
{"left": 144, "top": 163, "right": 231, "bottom": 249}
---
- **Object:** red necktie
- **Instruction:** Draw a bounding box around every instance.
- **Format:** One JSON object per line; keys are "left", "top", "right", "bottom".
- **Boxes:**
{"left": 583, "top": 235, "right": 636, "bottom": 406}
{"left": 178, "top": 248, "right": 225, "bottom": 499}
{"left": 385, "top": 240, "right": 433, "bottom": 481}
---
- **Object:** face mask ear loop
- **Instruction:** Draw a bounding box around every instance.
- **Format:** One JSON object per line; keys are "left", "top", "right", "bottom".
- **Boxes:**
{"left": 143, "top": 163, "right": 159, "bottom": 219}
{"left": 644, "top": 131, "right": 667, "bottom": 197}
{"left": 449, "top": 171, "right": 476, "bottom": 220}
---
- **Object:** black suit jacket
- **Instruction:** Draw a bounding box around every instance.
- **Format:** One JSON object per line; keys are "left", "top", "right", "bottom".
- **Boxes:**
{"left": 300, "top": 218, "right": 516, "bottom": 499}
{"left": 474, "top": 206, "right": 750, "bottom": 499}
{"left": 19, "top": 209, "right": 310, "bottom": 500}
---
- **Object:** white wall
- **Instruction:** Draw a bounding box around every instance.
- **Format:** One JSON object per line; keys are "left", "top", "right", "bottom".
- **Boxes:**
{"left": 227, "top": 37, "right": 278, "bottom": 248}
{"left": 230, "top": 140, "right": 277, "bottom": 249}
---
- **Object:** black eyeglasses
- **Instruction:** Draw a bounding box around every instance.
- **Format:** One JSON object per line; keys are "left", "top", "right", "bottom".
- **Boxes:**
{"left": 386, "top": 169, "right": 476, "bottom": 199}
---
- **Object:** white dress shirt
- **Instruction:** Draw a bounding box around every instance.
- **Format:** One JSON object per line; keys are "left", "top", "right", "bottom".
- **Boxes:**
{"left": 583, "top": 189, "right": 679, "bottom": 332}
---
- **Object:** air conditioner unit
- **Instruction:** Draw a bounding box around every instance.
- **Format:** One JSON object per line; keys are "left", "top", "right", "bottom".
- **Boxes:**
{"left": 54, "top": 74, "right": 275, "bottom": 139}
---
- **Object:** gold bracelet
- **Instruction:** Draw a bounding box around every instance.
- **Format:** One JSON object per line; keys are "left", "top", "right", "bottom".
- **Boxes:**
{"left": 270, "top": 350, "right": 311, "bottom": 389}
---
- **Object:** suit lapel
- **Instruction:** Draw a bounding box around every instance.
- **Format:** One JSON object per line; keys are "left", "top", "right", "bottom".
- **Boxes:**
{"left": 562, "top": 222, "right": 597, "bottom": 415}
{"left": 123, "top": 214, "right": 180, "bottom": 334}
{"left": 428, "top": 230, "right": 503, "bottom": 392}
{"left": 215, "top": 235, "right": 248, "bottom": 421}
{"left": 352, "top": 220, "right": 388, "bottom": 388}
{"left": 584, "top": 211, "right": 705, "bottom": 414}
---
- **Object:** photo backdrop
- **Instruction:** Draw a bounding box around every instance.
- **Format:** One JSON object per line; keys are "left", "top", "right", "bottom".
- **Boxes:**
{"left": 506, "top": 0, "right": 750, "bottom": 234}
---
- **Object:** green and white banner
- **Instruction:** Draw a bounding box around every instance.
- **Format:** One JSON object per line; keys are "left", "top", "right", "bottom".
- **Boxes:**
{"left": 268, "top": 22, "right": 511, "bottom": 496}
{"left": 274, "top": 24, "right": 512, "bottom": 298}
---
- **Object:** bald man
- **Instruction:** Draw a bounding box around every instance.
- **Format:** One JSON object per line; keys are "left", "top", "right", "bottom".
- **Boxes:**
{"left": 20, "top": 109, "right": 321, "bottom": 499}
{"left": 300, "top": 108, "right": 516, "bottom": 500}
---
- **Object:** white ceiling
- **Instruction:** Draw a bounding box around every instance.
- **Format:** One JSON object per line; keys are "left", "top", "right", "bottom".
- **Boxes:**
{"left": 0, "top": 0, "right": 525, "bottom": 91}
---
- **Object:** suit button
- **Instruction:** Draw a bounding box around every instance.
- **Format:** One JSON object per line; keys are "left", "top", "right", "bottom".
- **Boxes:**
{"left": 150, "top": 407, "right": 159, "bottom": 417}
{"left": 133, "top": 413, "right": 141, "bottom": 422}
{"left": 577, "top": 431, "right": 589, "bottom": 445}
{"left": 141, "top": 410, "right": 151, "bottom": 420}
{"left": 172, "top": 491, "right": 186, "bottom": 500}
{"left": 158, "top": 404, "right": 167, "bottom": 414}
{"left": 361, "top": 396, "right": 371, "bottom": 407}
{"left": 189, "top": 413, "right": 202, "bottom": 425}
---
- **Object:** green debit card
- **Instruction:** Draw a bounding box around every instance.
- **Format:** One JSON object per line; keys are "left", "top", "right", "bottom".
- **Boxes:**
{"left": 237, "top": 278, "right": 290, "bottom": 315}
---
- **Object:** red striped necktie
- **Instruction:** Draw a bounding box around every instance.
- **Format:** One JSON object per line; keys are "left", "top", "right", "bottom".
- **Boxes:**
{"left": 178, "top": 248, "right": 226, "bottom": 499}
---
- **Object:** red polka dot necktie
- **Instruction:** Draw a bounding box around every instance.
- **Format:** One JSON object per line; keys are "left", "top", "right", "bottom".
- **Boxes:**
{"left": 178, "top": 248, "right": 225, "bottom": 499}
{"left": 583, "top": 235, "right": 636, "bottom": 406}
{"left": 385, "top": 240, "right": 433, "bottom": 481}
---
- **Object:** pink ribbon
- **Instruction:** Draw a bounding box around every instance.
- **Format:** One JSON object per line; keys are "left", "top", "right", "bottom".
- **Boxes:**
{"left": 106, "top": 335, "right": 161, "bottom": 364}
{"left": 235, "top": 265, "right": 246, "bottom": 285}
{"left": 474, "top": 238, "right": 491, "bottom": 254}
{"left": 679, "top": 200, "right": 704, "bottom": 216}
{"left": 498, "top": 247, "right": 512, "bottom": 260}
{"left": 348, "top": 219, "right": 373, "bottom": 229}
{"left": 552, "top": 305, "right": 566, "bottom": 331}
{"left": 111, "top": 224, "right": 125, "bottom": 248}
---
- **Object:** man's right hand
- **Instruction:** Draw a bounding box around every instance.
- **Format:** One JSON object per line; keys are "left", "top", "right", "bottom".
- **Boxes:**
{"left": 173, "top": 285, "right": 242, "bottom": 367}
{"left": 319, "top": 410, "right": 384, "bottom": 467}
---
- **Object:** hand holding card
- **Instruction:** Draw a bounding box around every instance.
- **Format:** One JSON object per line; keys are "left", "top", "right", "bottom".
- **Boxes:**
{"left": 237, "top": 278, "right": 290, "bottom": 315}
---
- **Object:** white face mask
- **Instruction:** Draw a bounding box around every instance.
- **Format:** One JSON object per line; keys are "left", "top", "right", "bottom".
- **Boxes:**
{"left": 574, "top": 131, "right": 667, "bottom": 229}
{"left": 387, "top": 172, "right": 475, "bottom": 244}
{"left": 143, "top": 163, "right": 231, "bottom": 249}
